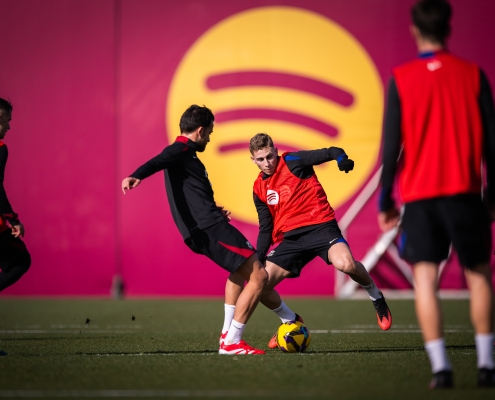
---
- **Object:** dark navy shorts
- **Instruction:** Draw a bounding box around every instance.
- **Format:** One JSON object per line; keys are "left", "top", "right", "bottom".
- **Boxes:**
{"left": 400, "top": 194, "right": 492, "bottom": 268}
{"left": 185, "top": 220, "right": 256, "bottom": 273}
{"left": 266, "top": 220, "right": 348, "bottom": 278}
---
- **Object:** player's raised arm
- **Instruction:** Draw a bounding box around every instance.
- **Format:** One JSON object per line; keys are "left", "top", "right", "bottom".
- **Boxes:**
{"left": 284, "top": 147, "right": 355, "bottom": 173}
{"left": 121, "top": 145, "right": 184, "bottom": 194}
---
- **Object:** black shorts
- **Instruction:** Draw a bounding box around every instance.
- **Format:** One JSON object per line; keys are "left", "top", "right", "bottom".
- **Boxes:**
{"left": 184, "top": 220, "right": 256, "bottom": 273}
{"left": 266, "top": 220, "right": 348, "bottom": 278}
{"left": 400, "top": 194, "right": 492, "bottom": 268}
{"left": 0, "top": 229, "right": 31, "bottom": 272}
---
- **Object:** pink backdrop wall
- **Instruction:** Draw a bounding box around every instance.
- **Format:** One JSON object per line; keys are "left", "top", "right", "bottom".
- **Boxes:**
{"left": 1, "top": 0, "right": 494, "bottom": 296}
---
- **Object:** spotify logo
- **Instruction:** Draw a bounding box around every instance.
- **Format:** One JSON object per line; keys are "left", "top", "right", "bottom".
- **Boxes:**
{"left": 167, "top": 6, "right": 383, "bottom": 224}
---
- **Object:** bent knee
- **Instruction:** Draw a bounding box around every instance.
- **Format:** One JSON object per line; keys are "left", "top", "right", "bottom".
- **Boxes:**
{"left": 253, "top": 266, "right": 268, "bottom": 287}
{"left": 333, "top": 257, "right": 357, "bottom": 275}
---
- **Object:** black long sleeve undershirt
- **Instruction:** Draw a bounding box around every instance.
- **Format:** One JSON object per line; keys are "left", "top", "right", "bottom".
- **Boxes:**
{"left": 479, "top": 69, "right": 495, "bottom": 203}
{"left": 379, "top": 78, "right": 402, "bottom": 212}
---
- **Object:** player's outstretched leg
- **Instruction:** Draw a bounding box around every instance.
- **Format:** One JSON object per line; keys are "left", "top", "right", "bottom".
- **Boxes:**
{"left": 260, "top": 261, "right": 301, "bottom": 349}
{"left": 329, "top": 243, "right": 392, "bottom": 330}
{"left": 219, "top": 254, "right": 267, "bottom": 355}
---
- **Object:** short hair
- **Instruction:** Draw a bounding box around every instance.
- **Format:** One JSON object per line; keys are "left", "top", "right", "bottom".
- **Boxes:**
{"left": 0, "top": 98, "right": 13, "bottom": 114}
{"left": 249, "top": 133, "right": 274, "bottom": 154}
{"left": 411, "top": 0, "right": 452, "bottom": 44}
{"left": 179, "top": 105, "right": 214, "bottom": 133}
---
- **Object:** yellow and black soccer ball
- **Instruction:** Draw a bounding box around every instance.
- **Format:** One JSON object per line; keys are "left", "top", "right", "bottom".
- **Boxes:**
{"left": 276, "top": 320, "right": 311, "bottom": 353}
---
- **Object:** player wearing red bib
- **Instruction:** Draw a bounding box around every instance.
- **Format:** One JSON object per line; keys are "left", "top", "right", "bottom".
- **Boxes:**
{"left": 379, "top": 0, "right": 495, "bottom": 388}
{"left": 219, "top": 133, "right": 392, "bottom": 350}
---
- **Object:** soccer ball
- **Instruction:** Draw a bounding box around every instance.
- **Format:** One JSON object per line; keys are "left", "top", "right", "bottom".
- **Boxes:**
{"left": 276, "top": 320, "right": 311, "bottom": 353}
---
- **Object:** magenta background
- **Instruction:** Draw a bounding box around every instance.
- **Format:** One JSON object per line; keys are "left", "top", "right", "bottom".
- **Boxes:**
{"left": 1, "top": 0, "right": 494, "bottom": 296}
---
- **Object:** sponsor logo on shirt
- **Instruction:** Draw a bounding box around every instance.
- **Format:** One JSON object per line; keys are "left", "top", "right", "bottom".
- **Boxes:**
{"left": 246, "top": 241, "right": 254, "bottom": 250}
{"left": 267, "top": 250, "right": 275, "bottom": 257}
{"left": 267, "top": 190, "right": 279, "bottom": 205}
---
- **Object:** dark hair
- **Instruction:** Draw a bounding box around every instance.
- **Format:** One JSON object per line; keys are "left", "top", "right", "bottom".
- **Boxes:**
{"left": 179, "top": 105, "right": 214, "bottom": 133}
{"left": 249, "top": 133, "right": 274, "bottom": 154}
{"left": 411, "top": 0, "right": 452, "bottom": 44}
{"left": 0, "top": 98, "right": 13, "bottom": 113}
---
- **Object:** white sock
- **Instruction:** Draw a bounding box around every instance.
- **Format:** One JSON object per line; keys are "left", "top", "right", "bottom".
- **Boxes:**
{"left": 475, "top": 333, "right": 495, "bottom": 369}
{"left": 425, "top": 338, "right": 451, "bottom": 373}
{"left": 224, "top": 320, "right": 246, "bottom": 345}
{"left": 361, "top": 280, "right": 382, "bottom": 301}
{"left": 271, "top": 301, "right": 296, "bottom": 323}
{"left": 222, "top": 304, "right": 235, "bottom": 334}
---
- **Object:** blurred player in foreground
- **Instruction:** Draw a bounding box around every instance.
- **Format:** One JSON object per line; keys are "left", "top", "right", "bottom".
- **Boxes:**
{"left": 0, "top": 98, "right": 31, "bottom": 356}
{"left": 220, "top": 133, "right": 392, "bottom": 350}
{"left": 122, "top": 105, "right": 267, "bottom": 355}
{"left": 378, "top": 0, "right": 495, "bottom": 388}
{"left": 0, "top": 98, "right": 31, "bottom": 294}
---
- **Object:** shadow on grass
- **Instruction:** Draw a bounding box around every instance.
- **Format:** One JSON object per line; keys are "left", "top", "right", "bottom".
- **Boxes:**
{"left": 307, "top": 344, "right": 475, "bottom": 354}
{"left": 1, "top": 336, "right": 122, "bottom": 341}
{"left": 73, "top": 344, "right": 476, "bottom": 356}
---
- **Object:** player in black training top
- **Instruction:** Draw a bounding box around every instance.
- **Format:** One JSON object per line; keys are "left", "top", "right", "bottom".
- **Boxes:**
{"left": 0, "top": 98, "right": 31, "bottom": 294}
{"left": 122, "top": 105, "right": 268, "bottom": 355}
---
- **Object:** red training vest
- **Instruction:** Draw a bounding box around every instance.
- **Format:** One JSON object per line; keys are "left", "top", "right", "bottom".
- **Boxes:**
{"left": 393, "top": 51, "right": 483, "bottom": 202}
{"left": 253, "top": 153, "right": 335, "bottom": 244}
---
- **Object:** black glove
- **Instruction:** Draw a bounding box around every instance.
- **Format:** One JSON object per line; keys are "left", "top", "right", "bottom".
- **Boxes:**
{"left": 338, "top": 158, "right": 354, "bottom": 173}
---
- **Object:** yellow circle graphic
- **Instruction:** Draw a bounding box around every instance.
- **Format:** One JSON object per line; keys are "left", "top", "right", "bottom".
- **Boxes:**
{"left": 167, "top": 6, "right": 383, "bottom": 224}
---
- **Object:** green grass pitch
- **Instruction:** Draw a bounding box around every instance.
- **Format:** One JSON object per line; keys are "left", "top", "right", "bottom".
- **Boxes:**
{"left": 0, "top": 298, "right": 493, "bottom": 399}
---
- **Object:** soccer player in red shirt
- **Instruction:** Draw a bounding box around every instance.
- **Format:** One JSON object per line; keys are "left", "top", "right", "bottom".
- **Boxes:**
{"left": 220, "top": 133, "right": 392, "bottom": 350}
{"left": 379, "top": 0, "right": 495, "bottom": 388}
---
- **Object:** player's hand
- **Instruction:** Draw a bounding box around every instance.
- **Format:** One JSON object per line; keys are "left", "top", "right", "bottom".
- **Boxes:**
{"left": 122, "top": 177, "right": 141, "bottom": 194}
{"left": 11, "top": 223, "right": 24, "bottom": 238}
{"left": 218, "top": 206, "right": 232, "bottom": 221}
{"left": 338, "top": 158, "right": 354, "bottom": 173}
{"left": 378, "top": 208, "right": 400, "bottom": 232}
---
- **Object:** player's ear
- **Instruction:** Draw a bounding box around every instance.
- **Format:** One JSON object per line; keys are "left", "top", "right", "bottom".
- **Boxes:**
{"left": 410, "top": 25, "right": 420, "bottom": 40}
{"left": 196, "top": 126, "right": 203, "bottom": 137}
{"left": 250, "top": 155, "right": 256, "bottom": 164}
{"left": 274, "top": 147, "right": 279, "bottom": 156}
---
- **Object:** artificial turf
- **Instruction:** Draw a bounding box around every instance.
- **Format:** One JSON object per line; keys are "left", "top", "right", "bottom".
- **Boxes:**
{"left": 0, "top": 298, "right": 493, "bottom": 399}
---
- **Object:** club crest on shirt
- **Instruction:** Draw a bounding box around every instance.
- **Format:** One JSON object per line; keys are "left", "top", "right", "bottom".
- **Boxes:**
{"left": 267, "top": 190, "right": 279, "bottom": 205}
{"left": 427, "top": 60, "right": 442, "bottom": 71}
